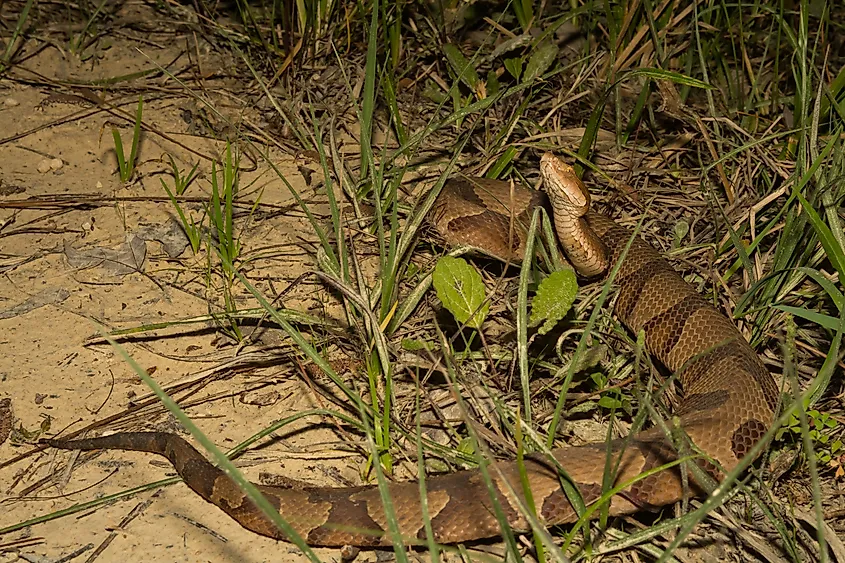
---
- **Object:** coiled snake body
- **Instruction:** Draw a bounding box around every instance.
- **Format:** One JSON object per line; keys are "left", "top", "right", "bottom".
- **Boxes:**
{"left": 45, "top": 153, "right": 777, "bottom": 547}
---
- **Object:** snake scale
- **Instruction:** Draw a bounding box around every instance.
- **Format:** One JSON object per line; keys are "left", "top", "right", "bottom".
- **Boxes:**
{"left": 44, "top": 153, "right": 778, "bottom": 547}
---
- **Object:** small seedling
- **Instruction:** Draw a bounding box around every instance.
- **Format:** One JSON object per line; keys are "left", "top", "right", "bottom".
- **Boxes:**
{"left": 69, "top": 0, "right": 107, "bottom": 56}
{"left": 160, "top": 176, "right": 202, "bottom": 255}
{"left": 206, "top": 143, "right": 241, "bottom": 275}
{"left": 589, "top": 372, "right": 633, "bottom": 415}
{"left": 161, "top": 154, "right": 203, "bottom": 253}
{"left": 112, "top": 95, "right": 143, "bottom": 183}
{"left": 167, "top": 154, "right": 200, "bottom": 195}
{"left": 160, "top": 143, "right": 246, "bottom": 340}
{"left": 205, "top": 143, "right": 243, "bottom": 340}
{"left": 0, "top": 0, "right": 34, "bottom": 73}
{"left": 777, "top": 408, "right": 843, "bottom": 469}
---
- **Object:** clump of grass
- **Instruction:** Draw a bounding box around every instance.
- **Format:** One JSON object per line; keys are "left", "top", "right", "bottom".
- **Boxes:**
{"left": 0, "top": 0, "right": 34, "bottom": 74}
{"left": 162, "top": 142, "right": 247, "bottom": 340}
{"left": 68, "top": 0, "right": 107, "bottom": 56}
{"left": 160, "top": 155, "right": 202, "bottom": 254}
{"left": 205, "top": 143, "right": 245, "bottom": 339}
{"left": 111, "top": 95, "right": 143, "bottom": 183}
{"left": 166, "top": 154, "right": 200, "bottom": 196}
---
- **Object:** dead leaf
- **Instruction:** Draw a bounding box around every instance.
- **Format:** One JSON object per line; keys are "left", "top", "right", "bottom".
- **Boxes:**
{"left": 0, "top": 288, "right": 70, "bottom": 320}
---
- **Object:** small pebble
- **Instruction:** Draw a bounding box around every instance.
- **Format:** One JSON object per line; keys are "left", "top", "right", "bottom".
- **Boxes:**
{"left": 49, "top": 158, "right": 63, "bottom": 171}
{"left": 3, "top": 97, "right": 19, "bottom": 107}
{"left": 36, "top": 160, "right": 52, "bottom": 173}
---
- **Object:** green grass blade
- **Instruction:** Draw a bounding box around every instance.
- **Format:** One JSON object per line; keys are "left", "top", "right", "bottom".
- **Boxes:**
{"left": 1, "top": 0, "right": 34, "bottom": 68}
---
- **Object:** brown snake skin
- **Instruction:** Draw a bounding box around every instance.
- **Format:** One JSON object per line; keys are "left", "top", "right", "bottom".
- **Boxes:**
{"left": 44, "top": 153, "right": 778, "bottom": 547}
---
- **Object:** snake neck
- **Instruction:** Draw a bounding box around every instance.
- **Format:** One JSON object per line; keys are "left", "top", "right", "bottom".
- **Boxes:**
{"left": 549, "top": 203, "right": 609, "bottom": 277}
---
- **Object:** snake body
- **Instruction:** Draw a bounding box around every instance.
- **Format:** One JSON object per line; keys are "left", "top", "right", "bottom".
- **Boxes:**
{"left": 44, "top": 153, "right": 777, "bottom": 547}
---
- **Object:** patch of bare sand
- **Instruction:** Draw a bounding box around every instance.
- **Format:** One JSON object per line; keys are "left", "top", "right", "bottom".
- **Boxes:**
{"left": 0, "top": 39, "right": 385, "bottom": 563}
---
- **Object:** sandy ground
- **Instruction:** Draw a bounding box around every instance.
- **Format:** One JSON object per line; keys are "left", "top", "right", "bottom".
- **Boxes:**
{"left": 0, "top": 34, "right": 400, "bottom": 563}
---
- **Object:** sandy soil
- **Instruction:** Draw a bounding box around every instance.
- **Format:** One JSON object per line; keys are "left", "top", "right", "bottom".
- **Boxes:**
{"left": 0, "top": 31, "right": 398, "bottom": 563}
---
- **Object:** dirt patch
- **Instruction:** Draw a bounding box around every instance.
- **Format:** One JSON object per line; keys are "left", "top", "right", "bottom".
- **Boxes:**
{"left": 0, "top": 29, "right": 378, "bottom": 563}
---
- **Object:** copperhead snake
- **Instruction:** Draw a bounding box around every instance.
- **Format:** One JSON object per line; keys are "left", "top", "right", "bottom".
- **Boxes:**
{"left": 44, "top": 152, "right": 778, "bottom": 547}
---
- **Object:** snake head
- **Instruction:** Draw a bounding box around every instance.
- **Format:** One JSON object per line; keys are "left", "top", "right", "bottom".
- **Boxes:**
{"left": 540, "top": 152, "right": 591, "bottom": 217}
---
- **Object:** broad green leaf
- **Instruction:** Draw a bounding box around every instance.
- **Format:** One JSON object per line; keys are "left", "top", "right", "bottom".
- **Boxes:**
{"left": 504, "top": 57, "right": 523, "bottom": 81}
{"left": 443, "top": 44, "right": 479, "bottom": 91}
{"left": 598, "top": 395, "right": 623, "bottom": 410}
{"left": 522, "top": 41, "right": 558, "bottom": 84}
{"left": 433, "top": 256, "right": 489, "bottom": 329}
{"left": 590, "top": 372, "right": 607, "bottom": 387}
{"left": 531, "top": 269, "right": 578, "bottom": 335}
{"left": 458, "top": 437, "right": 476, "bottom": 455}
{"left": 400, "top": 338, "right": 433, "bottom": 352}
{"left": 673, "top": 220, "right": 690, "bottom": 247}
{"left": 486, "top": 70, "right": 500, "bottom": 97}
{"left": 422, "top": 80, "right": 447, "bottom": 104}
